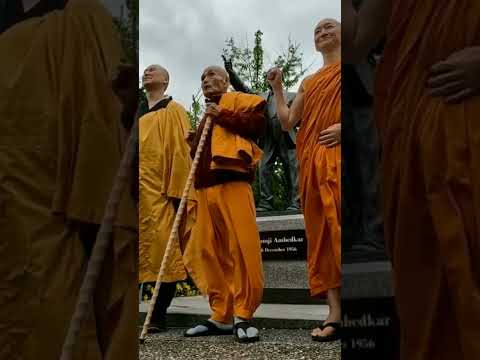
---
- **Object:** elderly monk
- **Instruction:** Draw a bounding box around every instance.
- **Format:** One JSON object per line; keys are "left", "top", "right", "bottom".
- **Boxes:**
{"left": 0, "top": 0, "right": 138, "bottom": 359}
{"left": 138, "top": 64, "right": 195, "bottom": 333}
{"left": 267, "top": 19, "right": 342, "bottom": 342}
{"left": 183, "top": 66, "right": 266, "bottom": 343}
{"left": 343, "top": 0, "right": 480, "bottom": 359}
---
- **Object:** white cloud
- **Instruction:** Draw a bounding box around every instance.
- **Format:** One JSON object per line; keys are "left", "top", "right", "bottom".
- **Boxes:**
{"left": 139, "top": 0, "right": 340, "bottom": 110}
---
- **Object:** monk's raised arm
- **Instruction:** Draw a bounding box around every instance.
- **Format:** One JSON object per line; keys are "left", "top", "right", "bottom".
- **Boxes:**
{"left": 342, "top": 0, "right": 392, "bottom": 63}
{"left": 267, "top": 68, "right": 303, "bottom": 131}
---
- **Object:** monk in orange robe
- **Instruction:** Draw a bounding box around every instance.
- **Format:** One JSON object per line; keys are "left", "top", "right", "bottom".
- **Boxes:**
{"left": 267, "top": 19, "right": 341, "bottom": 342}
{"left": 343, "top": 0, "right": 480, "bottom": 359}
{"left": 139, "top": 64, "right": 195, "bottom": 333}
{"left": 0, "top": 1, "right": 138, "bottom": 359}
{"left": 183, "top": 66, "right": 266, "bottom": 343}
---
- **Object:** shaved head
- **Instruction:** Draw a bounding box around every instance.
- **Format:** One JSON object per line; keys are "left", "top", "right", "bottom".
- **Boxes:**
{"left": 316, "top": 18, "right": 340, "bottom": 30}
{"left": 142, "top": 64, "right": 169, "bottom": 91}
{"left": 201, "top": 66, "right": 230, "bottom": 99}
{"left": 150, "top": 64, "right": 169, "bottom": 84}
{"left": 314, "top": 18, "right": 341, "bottom": 53}
{"left": 201, "top": 66, "right": 229, "bottom": 82}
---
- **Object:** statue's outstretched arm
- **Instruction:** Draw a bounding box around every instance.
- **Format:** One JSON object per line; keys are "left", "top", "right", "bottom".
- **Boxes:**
{"left": 222, "top": 55, "right": 253, "bottom": 94}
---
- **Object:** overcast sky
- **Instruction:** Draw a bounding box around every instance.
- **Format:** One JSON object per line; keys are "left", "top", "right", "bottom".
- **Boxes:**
{"left": 139, "top": 0, "right": 340, "bottom": 110}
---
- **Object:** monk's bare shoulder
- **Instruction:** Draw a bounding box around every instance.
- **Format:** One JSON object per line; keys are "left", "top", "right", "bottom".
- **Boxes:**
{"left": 299, "top": 74, "right": 315, "bottom": 93}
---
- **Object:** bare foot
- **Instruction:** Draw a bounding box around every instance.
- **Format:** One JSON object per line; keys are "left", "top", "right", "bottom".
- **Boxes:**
{"left": 311, "top": 327, "right": 323, "bottom": 337}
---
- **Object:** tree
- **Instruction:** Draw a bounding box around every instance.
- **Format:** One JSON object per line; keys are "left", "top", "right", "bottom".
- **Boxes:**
{"left": 273, "top": 37, "right": 306, "bottom": 90}
{"left": 222, "top": 31, "right": 308, "bottom": 93}
{"left": 187, "top": 90, "right": 203, "bottom": 130}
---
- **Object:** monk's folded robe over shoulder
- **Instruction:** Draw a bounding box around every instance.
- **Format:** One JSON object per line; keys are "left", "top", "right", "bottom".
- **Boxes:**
{"left": 188, "top": 92, "right": 266, "bottom": 188}
{"left": 210, "top": 92, "right": 265, "bottom": 173}
{"left": 139, "top": 98, "right": 196, "bottom": 284}
{"left": 184, "top": 92, "right": 266, "bottom": 323}
{"left": 298, "top": 63, "right": 341, "bottom": 297}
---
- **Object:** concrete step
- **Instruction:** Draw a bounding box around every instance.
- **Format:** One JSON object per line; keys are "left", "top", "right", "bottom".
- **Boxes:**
{"left": 139, "top": 296, "right": 328, "bottom": 329}
{"left": 262, "top": 288, "right": 325, "bottom": 304}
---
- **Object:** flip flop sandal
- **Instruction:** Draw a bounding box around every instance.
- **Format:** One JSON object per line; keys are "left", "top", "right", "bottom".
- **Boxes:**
{"left": 184, "top": 320, "right": 233, "bottom": 337}
{"left": 234, "top": 321, "right": 260, "bottom": 343}
{"left": 312, "top": 322, "right": 341, "bottom": 342}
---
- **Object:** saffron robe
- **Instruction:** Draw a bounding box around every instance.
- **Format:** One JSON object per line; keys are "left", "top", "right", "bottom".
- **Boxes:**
{"left": 375, "top": 1, "right": 480, "bottom": 359}
{"left": 184, "top": 92, "right": 266, "bottom": 322}
{"left": 298, "top": 64, "right": 341, "bottom": 297}
{"left": 139, "top": 99, "right": 195, "bottom": 284}
{"left": 0, "top": 0, "right": 138, "bottom": 358}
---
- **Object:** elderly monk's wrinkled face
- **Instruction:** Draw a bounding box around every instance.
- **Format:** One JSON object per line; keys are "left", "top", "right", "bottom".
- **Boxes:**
{"left": 201, "top": 66, "right": 230, "bottom": 99}
{"left": 315, "top": 19, "right": 341, "bottom": 52}
{"left": 142, "top": 65, "right": 168, "bottom": 90}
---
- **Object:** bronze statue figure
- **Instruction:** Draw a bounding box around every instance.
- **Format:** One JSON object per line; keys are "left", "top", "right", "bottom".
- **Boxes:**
{"left": 223, "top": 56, "right": 300, "bottom": 212}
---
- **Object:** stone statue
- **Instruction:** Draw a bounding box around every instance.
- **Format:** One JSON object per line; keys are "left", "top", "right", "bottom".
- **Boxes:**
{"left": 223, "top": 56, "right": 300, "bottom": 212}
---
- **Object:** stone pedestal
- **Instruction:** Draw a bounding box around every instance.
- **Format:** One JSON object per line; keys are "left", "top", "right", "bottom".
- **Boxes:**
{"left": 342, "top": 261, "right": 400, "bottom": 359}
{"left": 257, "top": 213, "right": 322, "bottom": 304}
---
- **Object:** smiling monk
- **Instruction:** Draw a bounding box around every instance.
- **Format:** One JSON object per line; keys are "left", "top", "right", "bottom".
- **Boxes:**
{"left": 267, "top": 19, "right": 342, "bottom": 342}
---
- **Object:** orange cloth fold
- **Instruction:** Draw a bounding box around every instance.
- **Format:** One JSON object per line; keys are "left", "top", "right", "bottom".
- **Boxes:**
{"left": 0, "top": 1, "right": 138, "bottom": 359}
{"left": 183, "top": 182, "right": 263, "bottom": 323}
{"left": 139, "top": 100, "right": 196, "bottom": 284}
{"left": 297, "top": 64, "right": 341, "bottom": 297}
{"left": 374, "top": 2, "right": 480, "bottom": 359}
{"left": 183, "top": 92, "right": 265, "bottom": 321}
{"left": 210, "top": 92, "right": 265, "bottom": 174}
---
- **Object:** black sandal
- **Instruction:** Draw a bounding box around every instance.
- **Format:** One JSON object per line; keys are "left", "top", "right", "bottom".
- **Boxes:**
{"left": 312, "top": 322, "right": 341, "bottom": 342}
{"left": 184, "top": 320, "right": 233, "bottom": 337}
{"left": 234, "top": 321, "right": 260, "bottom": 343}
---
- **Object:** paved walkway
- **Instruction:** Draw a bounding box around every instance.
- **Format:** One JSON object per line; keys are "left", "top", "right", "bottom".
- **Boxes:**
{"left": 139, "top": 329, "right": 340, "bottom": 360}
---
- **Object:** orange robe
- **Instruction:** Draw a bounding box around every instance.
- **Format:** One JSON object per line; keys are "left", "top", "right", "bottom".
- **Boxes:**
{"left": 0, "top": 1, "right": 138, "bottom": 359}
{"left": 375, "top": 2, "right": 480, "bottom": 359}
{"left": 184, "top": 92, "right": 265, "bottom": 323}
{"left": 298, "top": 64, "right": 341, "bottom": 297}
{"left": 139, "top": 100, "right": 195, "bottom": 284}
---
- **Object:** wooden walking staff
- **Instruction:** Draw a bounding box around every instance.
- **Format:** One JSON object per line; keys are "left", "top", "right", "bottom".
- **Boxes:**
{"left": 139, "top": 110, "right": 213, "bottom": 343}
{"left": 59, "top": 113, "right": 139, "bottom": 360}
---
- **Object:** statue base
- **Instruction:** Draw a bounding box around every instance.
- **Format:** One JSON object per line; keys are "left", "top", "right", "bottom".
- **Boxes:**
{"left": 256, "top": 213, "right": 322, "bottom": 304}
{"left": 342, "top": 260, "right": 399, "bottom": 358}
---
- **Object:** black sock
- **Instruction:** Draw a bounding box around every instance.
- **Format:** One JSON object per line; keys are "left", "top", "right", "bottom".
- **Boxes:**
{"left": 150, "top": 281, "right": 177, "bottom": 325}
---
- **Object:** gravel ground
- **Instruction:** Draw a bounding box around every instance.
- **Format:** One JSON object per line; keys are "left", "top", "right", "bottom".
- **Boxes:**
{"left": 139, "top": 328, "right": 340, "bottom": 360}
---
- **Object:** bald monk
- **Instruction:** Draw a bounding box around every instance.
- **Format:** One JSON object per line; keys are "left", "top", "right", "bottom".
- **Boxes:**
{"left": 0, "top": 1, "right": 138, "bottom": 359}
{"left": 267, "top": 19, "right": 341, "bottom": 342}
{"left": 343, "top": 1, "right": 480, "bottom": 359}
{"left": 183, "top": 66, "right": 266, "bottom": 343}
{"left": 139, "top": 64, "right": 195, "bottom": 333}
